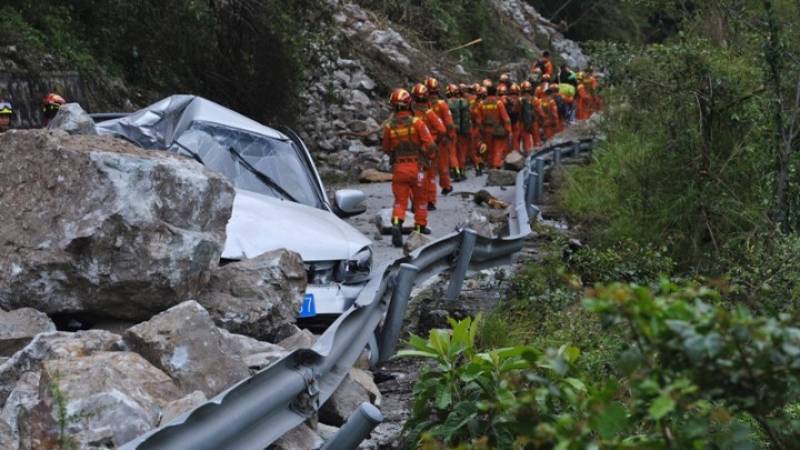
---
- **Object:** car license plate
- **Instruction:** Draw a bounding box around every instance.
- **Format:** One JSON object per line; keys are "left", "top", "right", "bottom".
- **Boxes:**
{"left": 299, "top": 294, "right": 317, "bottom": 318}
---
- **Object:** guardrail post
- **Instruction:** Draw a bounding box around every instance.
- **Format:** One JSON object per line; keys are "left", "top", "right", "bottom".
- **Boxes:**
{"left": 535, "top": 158, "right": 545, "bottom": 200}
{"left": 446, "top": 229, "right": 478, "bottom": 301}
{"left": 526, "top": 170, "right": 537, "bottom": 206}
{"left": 320, "top": 403, "right": 383, "bottom": 450}
{"left": 572, "top": 142, "right": 580, "bottom": 157}
{"left": 554, "top": 147, "right": 561, "bottom": 166}
{"left": 378, "top": 263, "right": 419, "bottom": 363}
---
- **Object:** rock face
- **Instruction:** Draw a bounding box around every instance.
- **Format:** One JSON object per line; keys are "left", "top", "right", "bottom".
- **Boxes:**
{"left": 18, "top": 352, "right": 181, "bottom": 450}
{"left": 124, "top": 301, "right": 250, "bottom": 397}
{"left": 0, "top": 330, "right": 123, "bottom": 405}
{"left": 197, "top": 250, "right": 307, "bottom": 342}
{"left": 0, "top": 131, "right": 234, "bottom": 321}
{"left": 46, "top": 103, "right": 97, "bottom": 135}
{"left": 0, "top": 308, "right": 56, "bottom": 357}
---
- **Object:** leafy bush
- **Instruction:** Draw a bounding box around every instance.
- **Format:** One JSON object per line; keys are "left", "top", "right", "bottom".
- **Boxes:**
{"left": 566, "top": 239, "right": 675, "bottom": 284}
{"left": 402, "top": 283, "right": 800, "bottom": 449}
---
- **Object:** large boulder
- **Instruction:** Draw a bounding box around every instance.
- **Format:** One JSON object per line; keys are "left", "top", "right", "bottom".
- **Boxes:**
{"left": 0, "top": 330, "right": 123, "bottom": 406}
{"left": 319, "top": 372, "right": 372, "bottom": 426}
{"left": 18, "top": 352, "right": 181, "bottom": 450}
{"left": 196, "top": 250, "right": 307, "bottom": 342}
{"left": 124, "top": 301, "right": 250, "bottom": 397}
{"left": 219, "top": 329, "right": 287, "bottom": 373}
{"left": 0, "top": 308, "right": 56, "bottom": 357}
{"left": 46, "top": 103, "right": 97, "bottom": 135}
{"left": 0, "top": 131, "right": 234, "bottom": 321}
{"left": 160, "top": 390, "right": 207, "bottom": 425}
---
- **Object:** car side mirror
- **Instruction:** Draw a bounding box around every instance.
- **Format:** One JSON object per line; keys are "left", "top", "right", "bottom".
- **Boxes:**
{"left": 333, "top": 189, "right": 367, "bottom": 218}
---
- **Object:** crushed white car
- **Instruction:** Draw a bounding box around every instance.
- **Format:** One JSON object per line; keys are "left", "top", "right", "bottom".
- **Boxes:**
{"left": 96, "top": 95, "right": 372, "bottom": 321}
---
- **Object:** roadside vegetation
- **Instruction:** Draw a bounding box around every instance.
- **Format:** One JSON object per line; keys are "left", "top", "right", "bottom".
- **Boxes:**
{"left": 401, "top": 1, "right": 800, "bottom": 448}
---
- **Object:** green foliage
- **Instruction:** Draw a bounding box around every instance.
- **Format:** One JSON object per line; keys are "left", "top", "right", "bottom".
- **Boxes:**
{"left": 566, "top": 239, "right": 675, "bottom": 284}
{"left": 404, "top": 283, "right": 800, "bottom": 449}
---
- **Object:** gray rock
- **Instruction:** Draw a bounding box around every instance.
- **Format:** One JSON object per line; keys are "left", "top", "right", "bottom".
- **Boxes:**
{"left": 269, "top": 423, "right": 323, "bottom": 450}
{"left": 333, "top": 70, "right": 351, "bottom": 85}
{"left": 219, "top": 328, "right": 287, "bottom": 372}
{"left": 19, "top": 352, "right": 180, "bottom": 450}
{"left": 160, "top": 390, "right": 207, "bottom": 425}
{"left": 486, "top": 169, "right": 518, "bottom": 186}
{"left": 350, "top": 90, "right": 372, "bottom": 107}
{"left": 196, "top": 250, "right": 307, "bottom": 341}
{"left": 0, "top": 417, "right": 14, "bottom": 450}
{"left": 504, "top": 150, "right": 526, "bottom": 171}
{"left": 0, "top": 309, "right": 56, "bottom": 357}
{"left": 350, "top": 368, "right": 381, "bottom": 406}
{"left": 0, "top": 131, "right": 234, "bottom": 321}
{"left": 403, "top": 232, "right": 433, "bottom": 255}
{"left": 349, "top": 121, "right": 368, "bottom": 133}
{"left": 124, "top": 301, "right": 250, "bottom": 397}
{"left": 1, "top": 371, "right": 39, "bottom": 449}
{"left": 0, "top": 330, "right": 123, "bottom": 405}
{"left": 457, "top": 211, "right": 498, "bottom": 238}
{"left": 358, "top": 77, "right": 377, "bottom": 92}
{"left": 277, "top": 329, "right": 316, "bottom": 352}
{"left": 374, "top": 208, "right": 414, "bottom": 234}
{"left": 46, "top": 103, "right": 97, "bottom": 135}
{"left": 319, "top": 373, "right": 371, "bottom": 426}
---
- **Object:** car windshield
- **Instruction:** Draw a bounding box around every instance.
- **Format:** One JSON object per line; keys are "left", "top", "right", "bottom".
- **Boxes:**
{"left": 170, "top": 121, "right": 325, "bottom": 209}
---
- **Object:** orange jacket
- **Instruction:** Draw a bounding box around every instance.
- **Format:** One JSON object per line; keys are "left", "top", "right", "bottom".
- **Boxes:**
{"left": 412, "top": 104, "right": 447, "bottom": 139}
{"left": 383, "top": 111, "right": 435, "bottom": 161}
{"left": 536, "top": 97, "right": 559, "bottom": 126}
{"left": 430, "top": 98, "right": 456, "bottom": 139}
{"left": 478, "top": 96, "right": 512, "bottom": 138}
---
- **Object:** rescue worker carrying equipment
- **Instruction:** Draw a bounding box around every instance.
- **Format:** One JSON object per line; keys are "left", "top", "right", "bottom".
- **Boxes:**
{"left": 384, "top": 88, "right": 436, "bottom": 247}
{"left": 446, "top": 83, "right": 471, "bottom": 182}
{"left": 425, "top": 76, "right": 456, "bottom": 198}
{"left": 518, "top": 81, "right": 540, "bottom": 152}
{"left": 411, "top": 83, "right": 447, "bottom": 212}
{"left": 537, "top": 85, "right": 560, "bottom": 141}
{"left": 478, "top": 85, "right": 512, "bottom": 169}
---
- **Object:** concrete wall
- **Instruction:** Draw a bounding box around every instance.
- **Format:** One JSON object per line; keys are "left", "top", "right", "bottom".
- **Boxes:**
{"left": 0, "top": 71, "right": 89, "bottom": 129}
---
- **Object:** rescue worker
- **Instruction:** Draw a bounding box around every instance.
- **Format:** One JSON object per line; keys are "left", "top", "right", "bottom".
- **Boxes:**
{"left": 518, "top": 81, "right": 540, "bottom": 152}
{"left": 383, "top": 88, "right": 436, "bottom": 247}
{"left": 532, "top": 51, "right": 554, "bottom": 78}
{"left": 478, "top": 85, "right": 512, "bottom": 169}
{"left": 584, "top": 68, "right": 602, "bottom": 115}
{"left": 508, "top": 83, "right": 523, "bottom": 152}
{"left": 497, "top": 83, "right": 515, "bottom": 156}
{"left": 42, "top": 93, "right": 66, "bottom": 125}
{"left": 411, "top": 83, "right": 447, "bottom": 212}
{"left": 530, "top": 67, "right": 543, "bottom": 85}
{"left": 575, "top": 73, "right": 592, "bottom": 121}
{"left": 498, "top": 73, "right": 511, "bottom": 90}
{"left": 537, "top": 85, "right": 560, "bottom": 141}
{"left": 557, "top": 82, "right": 576, "bottom": 125}
{"left": 469, "top": 85, "right": 486, "bottom": 175}
{"left": 425, "top": 77, "right": 456, "bottom": 197}
{"left": 446, "top": 84, "right": 471, "bottom": 182}
{"left": 0, "top": 99, "right": 13, "bottom": 133}
{"left": 482, "top": 78, "right": 493, "bottom": 89}
{"left": 535, "top": 74, "right": 551, "bottom": 99}
{"left": 558, "top": 64, "right": 577, "bottom": 86}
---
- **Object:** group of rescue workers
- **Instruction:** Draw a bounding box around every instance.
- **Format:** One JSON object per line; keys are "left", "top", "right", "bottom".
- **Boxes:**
{"left": 0, "top": 92, "right": 67, "bottom": 133}
{"left": 382, "top": 51, "right": 602, "bottom": 247}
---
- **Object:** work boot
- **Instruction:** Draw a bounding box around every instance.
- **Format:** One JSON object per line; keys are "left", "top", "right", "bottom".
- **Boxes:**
{"left": 441, "top": 186, "right": 453, "bottom": 196}
{"left": 428, "top": 202, "right": 437, "bottom": 211}
{"left": 391, "top": 222, "right": 403, "bottom": 248}
{"left": 415, "top": 225, "right": 432, "bottom": 235}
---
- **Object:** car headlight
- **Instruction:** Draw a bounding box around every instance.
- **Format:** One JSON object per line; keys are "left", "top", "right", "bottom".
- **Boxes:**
{"left": 306, "top": 261, "right": 337, "bottom": 285}
{"left": 340, "top": 247, "right": 372, "bottom": 284}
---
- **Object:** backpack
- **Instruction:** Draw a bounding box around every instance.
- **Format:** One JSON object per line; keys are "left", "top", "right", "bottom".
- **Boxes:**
{"left": 504, "top": 97, "right": 519, "bottom": 124}
{"left": 449, "top": 98, "right": 471, "bottom": 135}
{"left": 521, "top": 97, "right": 535, "bottom": 128}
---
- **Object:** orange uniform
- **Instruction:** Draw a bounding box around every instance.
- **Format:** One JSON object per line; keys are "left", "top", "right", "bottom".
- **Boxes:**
{"left": 537, "top": 96, "right": 560, "bottom": 141}
{"left": 413, "top": 103, "right": 447, "bottom": 207}
{"left": 504, "top": 94, "right": 522, "bottom": 153}
{"left": 478, "top": 96, "right": 512, "bottom": 169}
{"left": 430, "top": 98, "right": 456, "bottom": 194}
{"left": 468, "top": 95, "right": 484, "bottom": 169}
{"left": 382, "top": 111, "right": 435, "bottom": 227}
{"left": 576, "top": 83, "right": 591, "bottom": 121}
{"left": 518, "top": 94, "right": 540, "bottom": 153}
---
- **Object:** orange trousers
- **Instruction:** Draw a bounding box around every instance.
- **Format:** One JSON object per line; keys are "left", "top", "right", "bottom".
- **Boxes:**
{"left": 392, "top": 162, "right": 428, "bottom": 227}
{"left": 543, "top": 121, "right": 558, "bottom": 141}
{"left": 469, "top": 129, "right": 483, "bottom": 168}
{"left": 487, "top": 136, "right": 509, "bottom": 169}
{"left": 454, "top": 134, "right": 470, "bottom": 170}
{"left": 436, "top": 138, "right": 453, "bottom": 191}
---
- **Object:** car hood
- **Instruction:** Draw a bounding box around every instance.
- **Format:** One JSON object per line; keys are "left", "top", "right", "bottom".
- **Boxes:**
{"left": 222, "top": 189, "right": 371, "bottom": 262}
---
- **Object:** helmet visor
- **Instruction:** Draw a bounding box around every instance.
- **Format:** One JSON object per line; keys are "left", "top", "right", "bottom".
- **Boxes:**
{"left": 0, "top": 101, "right": 13, "bottom": 115}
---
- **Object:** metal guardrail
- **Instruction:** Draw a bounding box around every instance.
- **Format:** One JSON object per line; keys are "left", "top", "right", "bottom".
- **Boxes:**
{"left": 121, "top": 136, "right": 599, "bottom": 450}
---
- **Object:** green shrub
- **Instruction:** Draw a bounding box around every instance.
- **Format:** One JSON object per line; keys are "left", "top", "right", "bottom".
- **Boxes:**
{"left": 566, "top": 239, "right": 675, "bottom": 284}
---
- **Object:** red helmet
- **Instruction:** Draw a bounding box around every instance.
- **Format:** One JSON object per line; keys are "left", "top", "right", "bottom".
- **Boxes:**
{"left": 445, "top": 83, "right": 460, "bottom": 97}
{"left": 411, "top": 83, "right": 429, "bottom": 100}
{"left": 478, "top": 87, "right": 488, "bottom": 99}
{"left": 390, "top": 88, "right": 412, "bottom": 107}
{"left": 519, "top": 81, "right": 532, "bottom": 93}
{"left": 510, "top": 83, "right": 520, "bottom": 95}
{"left": 497, "top": 84, "right": 508, "bottom": 95}
{"left": 481, "top": 78, "right": 493, "bottom": 88}
{"left": 42, "top": 93, "right": 66, "bottom": 120}
{"left": 425, "top": 77, "right": 440, "bottom": 93}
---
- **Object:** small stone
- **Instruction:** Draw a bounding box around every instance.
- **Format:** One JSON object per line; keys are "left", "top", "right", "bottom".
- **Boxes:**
{"left": 404, "top": 232, "right": 433, "bottom": 255}
{"left": 486, "top": 169, "right": 517, "bottom": 186}
{"left": 504, "top": 150, "right": 526, "bottom": 171}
